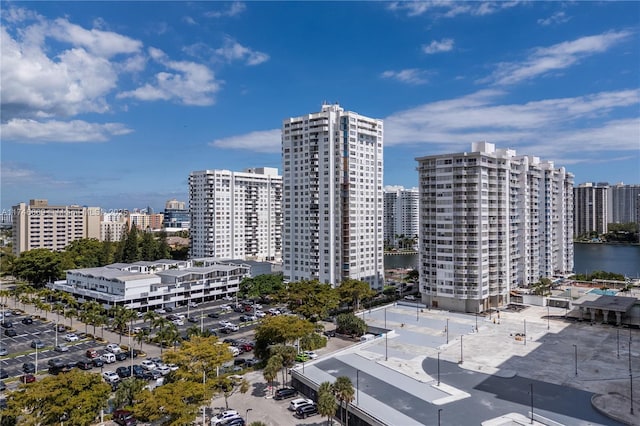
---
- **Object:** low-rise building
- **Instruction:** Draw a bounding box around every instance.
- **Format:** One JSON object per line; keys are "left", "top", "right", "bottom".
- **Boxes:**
{"left": 49, "top": 258, "right": 249, "bottom": 311}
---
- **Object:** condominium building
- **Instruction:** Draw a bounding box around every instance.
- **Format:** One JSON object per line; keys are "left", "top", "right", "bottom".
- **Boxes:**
{"left": 608, "top": 183, "right": 640, "bottom": 225}
{"left": 574, "top": 182, "right": 609, "bottom": 237}
{"left": 164, "top": 199, "right": 190, "bottom": 230}
{"left": 12, "top": 199, "right": 100, "bottom": 255}
{"left": 282, "top": 104, "right": 384, "bottom": 289}
{"left": 189, "top": 167, "right": 282, "bottom": 261}
{"left": 383, "top": 186, "right": 419, "bottom": 250}
{"left": 100, "top": 212, "right": 128, "bottom": 242}
{"left": 416, "top": 142, "right": 574, "bottom": 313}
{"left": 49, "top": 258, "right": 249, "bottom": 310}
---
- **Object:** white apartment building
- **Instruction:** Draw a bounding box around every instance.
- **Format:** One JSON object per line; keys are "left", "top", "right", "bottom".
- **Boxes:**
{"left": 383, "top": 186, "right": 419, "bottom": 250}
{"left": 12, "top": 199, "right": 100, "bottom": 255}
{"left": 608, "top": 183, "right": 640, "bottom": 225}
{"left": 189, "top": 167, "right": 282, "bottom": 261}
{"left": 416, "top": 142, "right": 574, "bottom": 313}
{"left": 100, "top": 212, "right": 128, "bottom": 242}
{"left": 574, "top": 182, "right": 609, "bottom": 237}
{"left": 49, "top": 258, "right": 249, "bottom": 310}
{"left": 282, "top": 104, "right": 384, "bottom": 289}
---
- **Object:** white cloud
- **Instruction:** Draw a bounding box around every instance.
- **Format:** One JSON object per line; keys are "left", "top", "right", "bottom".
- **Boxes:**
{"left": 117, "top": 47, "right": 221, "bottom": 106}
{"left": 487, "top": 30, "right": 632, "bottom": 86}
{"left": 388, "top": 1, "right": 522, "bottom": 18}
{"left": 48, "top": 18, "right": 142, "bottom": 58}
{"left": 422, "top": 38, "right": 454, "bottom": 54}
{"left": 1, "top": 119, "right": 133, "bottom": 143}
{"left": 215, "top": 37, "right": 270, "bottom": 66}
{"left": 205, "top": 2, "right": 246, "bottom": 18}
{"left": 210, "top": 129, "right": 281, "bottom": 153}
{"left": 0, "top": 162, "right": 72, "bottom": 187}
{"left": 384, "top": 89, "right": 640, "bottom": 160}
{"left": 381, "top": 69, "right": 430, "bottom": 85}
{"left": 537, "top": 11, "right": 570, "bottom": 26}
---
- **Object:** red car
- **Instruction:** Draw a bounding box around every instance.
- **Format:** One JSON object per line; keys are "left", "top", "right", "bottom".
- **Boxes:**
{"left": 21, "top": 374, "right": 36, "bottom": 383}
{"left": 239, "top": 343, "right": 253, "bottom": 352}
{"left": 86, "top": 349, "right": 98, "bottom": 358}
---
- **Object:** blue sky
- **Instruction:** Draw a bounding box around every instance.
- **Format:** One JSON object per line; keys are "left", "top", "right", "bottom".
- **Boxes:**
{"left": 1, "top": 1, "right": 639, "bottom": 212}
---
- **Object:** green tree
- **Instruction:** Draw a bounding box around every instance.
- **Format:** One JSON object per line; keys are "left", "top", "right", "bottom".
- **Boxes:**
{"left": 284, "top": 280, "right": 340, "bottom": 320}
{"left": 81, "top": 300, "right": 104, "bottom": 337}
{"left": 111, "top": 305, "right": 137, "bottom": 344}
{"left": 240, "top": 273, "right": 284, "bottom": 299}
{"left": 332, "top": 376, "right": 355, "bottom": 426}
{"left": 269, "top": 345, "right": 297, "bottom": 386}
{"left": 113, "top": 377, "right": 147, "bottom": 409}
{"left": 337, "top": 279, "right": 376, "bottom": 312}
{"left": 122, "top": 225, "right": 140, "bottom": 263}
{"left": 214, "top": 375, "right": 250, "bottom": 409}
{"left": 12, "top": 248, "right": 67, "bottom": 286}
{"left": 134, "top": 381, "right": 203, "bottom": 426}
{"left": 3, "top": 369, "right": 110, "bottom": 426}
{"left": 65, "top": 238, "right": 104, "bottom": 268}
{"left": 140, "top": 231, "right": 157, "bottom": 261}
{"left": 336, "top": 313, "right": 367, "bottom": 337}
{"left": 156, "top": 231, "right": 171, "bottom": 259}
{"left": 254, "top": 315, "right": 315, "bottom": 359}
{"left": 162, "top": 336, "right": 233, "bottom": 384}
{"left": 317, "top": 381, "right": 337, "bottom": 425}
{"left": 263, "top": 355, "right": 280, "bottom": 395}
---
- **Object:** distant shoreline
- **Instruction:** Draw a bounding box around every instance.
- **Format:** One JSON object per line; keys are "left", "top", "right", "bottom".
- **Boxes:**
{"left": 574, "top": 241, "right": 640, "bottom": 246}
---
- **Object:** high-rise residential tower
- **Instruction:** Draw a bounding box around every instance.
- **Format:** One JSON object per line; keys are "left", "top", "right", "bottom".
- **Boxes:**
{"left": 416, "top": 142, "right": 574, "bottom": 313}
{"left": 163, "top": 199, "right": 190, "bottom": 230}
{"left": 12, "top": 199, "right": 101, "bottom": 255}
{"left": 282, "top": 104, "right": 384, "bottom": 289}
{"left": 574, "top": 182, "right": 609, "bottom": 237}
{"left": 608, "top": 183, "right": 640, "bottom": 225}
{"left": 383, "top": 186, "right": 419, "bottom": 250}
{"left": 189, "top": 167, "right": 282, "bottom": 261}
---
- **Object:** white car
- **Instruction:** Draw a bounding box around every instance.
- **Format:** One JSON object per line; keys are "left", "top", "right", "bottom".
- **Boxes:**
{"left": 105, "top": 343, "right": 122, "bottom": 354}
{"left": 167, "top": 363, "right": 179, "bottom": 371}
{"left": 132, "top": 327, "right": 142, "bottom": 334}
{"left": 219, "top": 305, "right": 232, "bottom": 311}
{"left": 288, "top": 397, "right": 314, "bottom": 411}
{"left": 54, "top": 344, "right": 70, "bottom": 352}
{"left": 303, "top": 351, "right": 318, "bottom": 359}
{"left": 188, "top": 302, "right": 198, "bottom": 308}
{"left": 254, "top": 310, "right": 266, "bottom": 318}
{"left": 100, "top": 353, "right": 116, "bottom": 364}
{"left": 225, "top": 323, "right": 239, "bottom": 332}
{"left": 141, "top": 360, "right": 156, "bottom": 370}
{"left": 222, "top": 295, "right": 234, "bottom": 301}
{"left": 64, "top": 333, "right": 79, "bottom": 342}
{"left": 219, "top": 320, "right": 233, "bottom": 328}
{"left": 268, "top": 308, "right": 281, "bottom": 315}
{"left": 155, "top": 308, "right": 166, "bottom": 314}
{"left": 210, "top": 410, "right": 239, "bottom": 425}
{"left": 102, "top": 371, "right": 120, "bottom": 383}
{"left": 156, "top": 365, "right": 171, "bottom": 375}
{"left": 172, "top": 319, "right": 184, "bottom": 326}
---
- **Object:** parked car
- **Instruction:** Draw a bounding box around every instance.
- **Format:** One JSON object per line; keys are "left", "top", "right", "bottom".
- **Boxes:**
{"left": 0, "top": 381, "right": 6, "bottom": 391}
{"left": 208, "top": 312, "right": 220, "bottom": 318}
{"left": 295, "top": 403, "right": 319, "bottom": 419}
{"left": 143, "top": 369, "right": 162, "bottom": 380}
{"left": 102, "top": 371, "right": 120, "bottom": 383}
{"left": 323, "top": 329, "right": 336, "bottom": 337}
{"left": 22, "top": 362, "right": 36, "bottom": 373}
{"left": 0, "top": 347, "right": 8, "bottom": 356}
{"left": 187, "top": 316, "right": 198, "bottom": 323}
{"left": 1, "top": 321, "right": 13, "bottom": 328}
{"left": 21, "top": 317, "right": 33, "bottom": 325}
{"left": 154, "top": 308, "right": 166, "bottom": 314}
{"left": 210, "top": 410, "right": 239, "bottom": 425}
{"left": 164, "top": 306, "right": 173, "bottom": 312}
{"left": 91, "top": 357, "right": 104, "bottom": 368}
{"left": 171, "top": 319, "right": 184, "bottom": 326}
{"left": 132, "top": 364, "right": 145, "bottom": 378}
{"left": 295, "top": 353, "right": 309, "bottom": 362}
{"left": 105, "top": 343, "right": 122, "bottom": 354}
{"left": 4, "top": 329, "right": 16, "bottom": 337}
{"left": 86, "top": 349, "right": 99, "bottom": 358}
{"left": 54, "top": 324, "right": 66, "bottom": 332}
{"left": 31, "top": 340, "right": 45, "bottom": 350}
{"left": 113, "top": 409, "right": 137, "bottom": 426}
{"left": 223, "top": 417, "right": 245, "bottom": 426}
{"left": 115, "top": 352, "right": 128, "bottom": 362}
{"left": 140, "top": 360, "right": 156, "bottom": 370}
{"left": 0, "top": 370, "right": 7, "bottom": 380}
{"left": 116, "top": 366, "right": 132, "bottom": 378}
{"left": 188, "top": 302, "right": 198, "bottom": 308}
{"left": 54, "top": 344, "right": 70, "bottom": 352}
{"left": 64, "top": 333, "right": 79, "bottom": 342}
{"left": 132, "top": 327, "right": 142, "bottom": 334}
{"left": 20, "top": 374, "right": 37, "bottom": 384}
{"left": 274, "top": 387, "right": 297, "bottom": 400}
{"left": 76, "top": 360, "right": 93, "bottom": 370}
{"left": 100, "top": 353, "right": 116, "bottom": 364}
{"left": 303, "top": 350, "right": 318, "bottom": 359}
{"left": 288, "top": 397, "right": 314, "bottom": 411}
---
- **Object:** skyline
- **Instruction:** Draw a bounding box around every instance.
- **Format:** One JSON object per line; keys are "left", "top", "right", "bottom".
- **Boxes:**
{"left": 1, "top": 1, "right": 639, "bottom": 212}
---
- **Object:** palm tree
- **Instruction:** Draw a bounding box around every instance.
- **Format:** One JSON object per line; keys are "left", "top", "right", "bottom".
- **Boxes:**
{"left": 332, "top": 376, "right": 355, "bottom": 426}
{"left": 317, "top": 381, "right": 337, "bottom": 425}
{"left": 111, "top": 305, "right": 137, "bottom": 343}
{"left": 156, "top": 321, "right": 178, "bottom": 354}
{"left": 135, "top": 327, "right": 149, "bottom": 350}
{"left": 82, "top": 301, "right": 104, "bottom": 337}
{"left": 263, "top": 356, "right": 281, "bottom": 395}
{"left": 64, "top": 307, "right": 78, "bottom": 330}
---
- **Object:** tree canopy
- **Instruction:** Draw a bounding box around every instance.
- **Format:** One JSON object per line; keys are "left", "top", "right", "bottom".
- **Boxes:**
{"left": 284, "top": 280, "right": 340, "bottom": 320}
{"left": 254, "top": 315, "right": 315, "bottom": 359}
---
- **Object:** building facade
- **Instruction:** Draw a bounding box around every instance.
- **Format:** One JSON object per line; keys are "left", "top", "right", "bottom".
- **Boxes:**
{"left": 608, "top": 183, "right": 640, "bottom": 225}
{"left": 416, "top": 142, "right": 574, "bottom": 313}
{"left": 189, "top": 167, "right": 282, "bottom": 261}
{"left": 163, "top": 199, "right": 190, "bottom": 229}
{"left": 383, "top": 186, "right": 419, "bottom": 250}
{"left": 49, "top": 258, "right": 249, "bottom": 311}
{"left": 12, "top": 199, "right": 100, "bottom": 255}
{"left": 282, "top": 104, "right": 384, "bottom": 289}
{"left": 100, "top": 212, "right": 128, "bottom": 242}
{"left": 574, "top": 182, "right": 609, "bottom": 237}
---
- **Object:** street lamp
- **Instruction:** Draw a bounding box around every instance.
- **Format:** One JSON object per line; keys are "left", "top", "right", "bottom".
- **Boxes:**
{"left": 446, "top": 318, "right": 449, "bottom": 344}
{"left": 573, "top": 344, "right": 578, "bottom": 376}
{"left": 547, "top": 300, "right": 550, "bottom": 330}
{"left": 460, "top": 335, "right": 463, "bottom": 364}
{"left": 529, "top": 383, "right": 534, "bottom": 424}
{"left": 246, "top": 408, "right": 253, "bottom": 424}
{"left": 475, "top": 311, "right": 478, "bottom": 332}
{"left": 438, "top": 408, "right": 442, "bottom": 426}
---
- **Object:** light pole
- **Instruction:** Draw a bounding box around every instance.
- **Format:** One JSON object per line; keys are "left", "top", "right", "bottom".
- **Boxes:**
{"left": 356, "top": 369, "right": 359, "bottom": 405}
{"left": 630, "top": 372, "right": 634, "bottom": 415}
{"left": 524, "top": 319, "right": 527, "bottom": 346}
{"left": 460, "top": 335, "right": 463, "bottom": 364}
{"left": 438, "top": 408, "right": 442, "bottom": 426}
{"left": 475, "top": 311, "right": 478, "bottom": 332}
{"left": 385, "top": 333, "right": 388, "bottom": 361}
{"left": 384, "top": 307, "right": 387, "bottom": 329}
{"left": 437, "top": 352, "right": 440, "bottom": 386}
{"left": 573, "top": 344, "right": 578, "bottom": 376}
{"left": 547, "top": 300, "right": 550, "bottom": 330}
{"left": 618, "top": 329, "right": 620, "bottom": 359}
{"left": 446, "top": 318, "right": 449, "bottom": 344}
{"left": 245, "top": 408, "right": 252, "bottom": 424}
{"left": 529, "top": 383, "right": 534, "bottom": 424}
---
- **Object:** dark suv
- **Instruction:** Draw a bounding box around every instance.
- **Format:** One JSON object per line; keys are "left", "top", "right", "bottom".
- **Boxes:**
{"left": 295, "top": 403, "right": 319, "bottom": 419}
{"left": 274, "top": 387, "right": 297, "bottom": 400}
{"left": 113, "top": 409, "right": 137, "bottom": 426}
{"left": 22, "top": 362, "right": 36, "bottom": 373}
